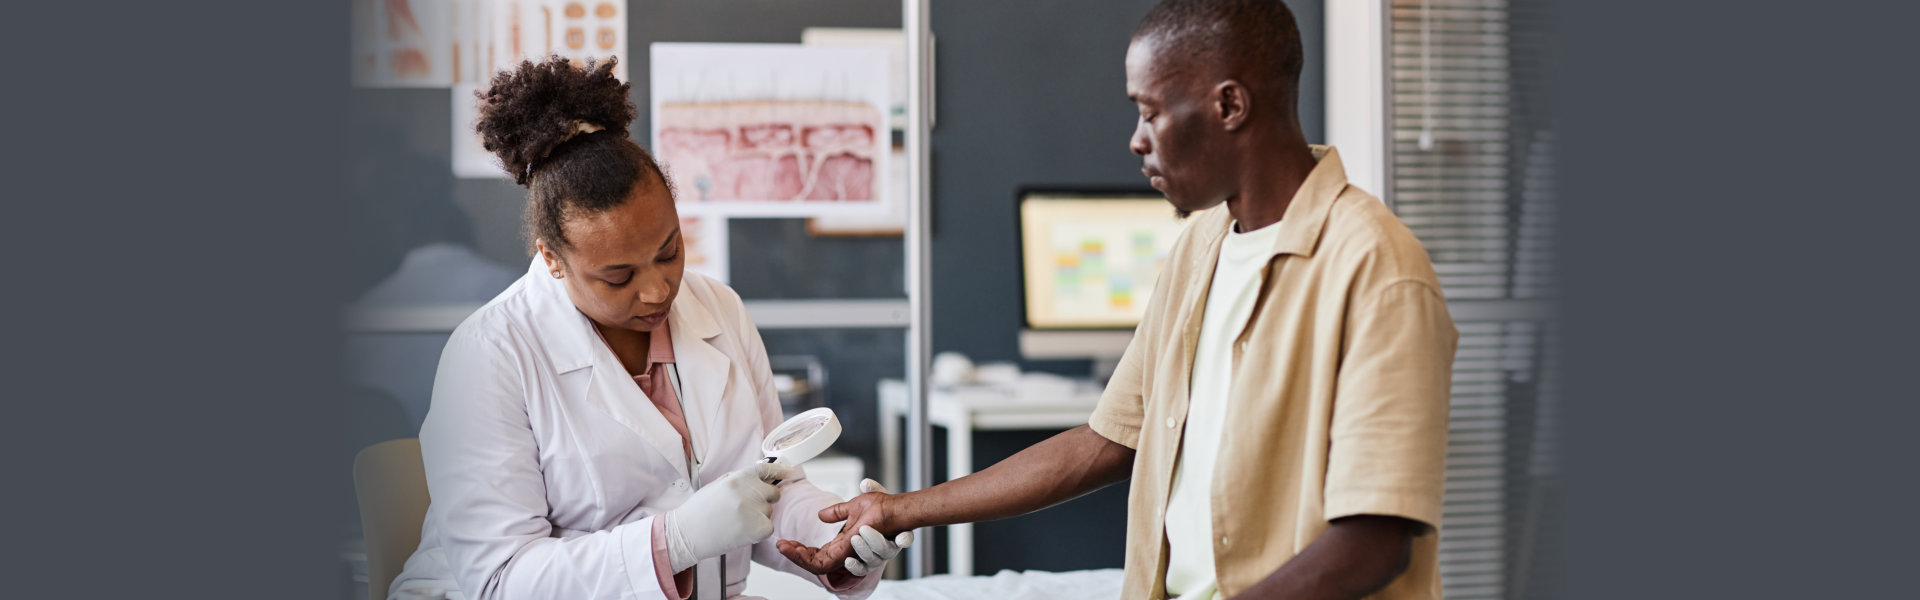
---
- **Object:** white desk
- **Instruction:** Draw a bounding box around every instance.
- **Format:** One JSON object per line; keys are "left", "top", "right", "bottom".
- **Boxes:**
{"left": 876, "top": 377, "right": 1104, "bottom": 576}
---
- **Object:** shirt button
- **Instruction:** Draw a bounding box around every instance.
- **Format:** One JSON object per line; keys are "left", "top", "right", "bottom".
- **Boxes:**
{"left": 1165, "top": 417, "right": 1177, "bottom": 429}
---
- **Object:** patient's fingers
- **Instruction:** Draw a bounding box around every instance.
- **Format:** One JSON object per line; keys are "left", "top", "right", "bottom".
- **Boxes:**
{"left": 775, "top": 540, "right": 830, "bottom": 574}
{"left": 776, "top": 536, "right": 856, "bottom": 574}
{"left": 818, "top": 501, "right": 852, "bottom": 524}
{"left": 775, "top": 539, "right": 806, "bottom": 559}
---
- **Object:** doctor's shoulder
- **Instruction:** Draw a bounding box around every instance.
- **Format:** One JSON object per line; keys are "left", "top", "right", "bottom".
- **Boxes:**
{"left": 675, "top": 272, "right": 759, "bottom": 344}
{"left": 677, "top": 270, "right": 745, "bottom": 318}
{"left": 437, "top": 280, "right": 545, "bottom": 369}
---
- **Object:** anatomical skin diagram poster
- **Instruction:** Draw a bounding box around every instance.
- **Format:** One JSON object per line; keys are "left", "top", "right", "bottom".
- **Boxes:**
{"left": 651, "top": 43, "right": 892, "bottom": 218}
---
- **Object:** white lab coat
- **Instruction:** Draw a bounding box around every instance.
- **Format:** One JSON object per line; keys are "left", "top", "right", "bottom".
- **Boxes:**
{"left": 390, "top": 259, "right": 877, "bottom": 600}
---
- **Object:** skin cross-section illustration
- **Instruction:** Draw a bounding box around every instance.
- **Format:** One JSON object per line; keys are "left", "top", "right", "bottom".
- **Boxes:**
{"left": 657, "top": 100, "right": 882, "bottom": 204}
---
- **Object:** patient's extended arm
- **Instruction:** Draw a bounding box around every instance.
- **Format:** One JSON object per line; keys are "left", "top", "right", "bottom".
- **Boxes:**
{"left": 776, "top": 424, "right": 1134, "bottom": 574}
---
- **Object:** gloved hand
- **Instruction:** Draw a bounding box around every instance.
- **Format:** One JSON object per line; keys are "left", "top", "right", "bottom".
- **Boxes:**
{"left": 663, "top": 462, "right": 793, "bottom": 572}
{"left": 840, "top": 479, "right": 914, "bottom": 577}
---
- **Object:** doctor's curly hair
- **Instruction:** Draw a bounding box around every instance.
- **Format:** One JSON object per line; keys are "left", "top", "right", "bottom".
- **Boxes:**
{"left": 473, "top": 55, "right": 676, "bottom": 253}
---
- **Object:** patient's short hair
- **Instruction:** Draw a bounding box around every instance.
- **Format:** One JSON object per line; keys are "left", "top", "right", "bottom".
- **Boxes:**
{"left": 1132, "top": 0, "right": 1305, "bottom": 107}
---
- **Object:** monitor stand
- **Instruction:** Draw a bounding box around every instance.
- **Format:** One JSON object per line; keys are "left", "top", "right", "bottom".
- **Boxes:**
{"left": 1019, "top": 328, "right": 1134, "bottom": 383}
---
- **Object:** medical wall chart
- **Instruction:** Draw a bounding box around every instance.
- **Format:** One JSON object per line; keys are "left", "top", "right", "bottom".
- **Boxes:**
{"left": 552, "top": 0, "right": 628, "bottom": 81}
{"left": 807, "top": 147, "right": 907, "bottom": 237}
{"left": 353, "top": 0, "right": 454, "bottom": 87}
{"left": 679, "top": 214, "right": 730, "bottom": 285}
{"left": 447, "top": 0, "right": 629, "bottom": 178}
{"left": 650, "top": 43, "right": 892, "bottom": 218}
{"left": 800, "top": 28, "right": 909, "bottom": 129}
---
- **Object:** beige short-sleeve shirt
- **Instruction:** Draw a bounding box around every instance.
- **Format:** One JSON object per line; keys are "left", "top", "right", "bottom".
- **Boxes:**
{"left": 1090, "top": 146, "right": 1458, "bottom": 600}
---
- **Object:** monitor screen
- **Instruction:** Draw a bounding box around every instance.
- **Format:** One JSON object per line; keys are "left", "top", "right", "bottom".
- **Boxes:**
{"left": 1020, "top": 190, "right": 1190, "bottom": 329}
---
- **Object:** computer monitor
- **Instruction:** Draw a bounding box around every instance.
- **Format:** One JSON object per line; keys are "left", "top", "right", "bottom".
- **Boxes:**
{"left": 1017, "top": 189, "right": 1189, "bottom": 369}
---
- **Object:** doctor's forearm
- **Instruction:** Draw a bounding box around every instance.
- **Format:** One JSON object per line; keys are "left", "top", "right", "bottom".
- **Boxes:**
{"left": 894, "top": 425, "right": 1134, "bottom": 529}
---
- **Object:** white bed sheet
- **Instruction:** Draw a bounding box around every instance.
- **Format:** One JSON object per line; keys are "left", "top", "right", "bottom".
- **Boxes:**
{"left": 870, "top": 568, "right": 1125, "bottom": 600}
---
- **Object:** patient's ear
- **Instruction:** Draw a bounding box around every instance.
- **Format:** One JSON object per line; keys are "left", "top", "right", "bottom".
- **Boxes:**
{"left": 1214, "top": 79, "right": 1251, "bottom": 132}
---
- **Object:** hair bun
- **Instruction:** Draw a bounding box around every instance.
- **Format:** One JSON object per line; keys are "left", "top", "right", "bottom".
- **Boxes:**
{"left": 474, "top": 56, "right": 636, "bottom": 186}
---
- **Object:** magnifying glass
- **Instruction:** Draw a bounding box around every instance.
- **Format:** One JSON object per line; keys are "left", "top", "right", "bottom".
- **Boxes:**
{"left": 761, "top": 407, "right": 841, "bottom": 483}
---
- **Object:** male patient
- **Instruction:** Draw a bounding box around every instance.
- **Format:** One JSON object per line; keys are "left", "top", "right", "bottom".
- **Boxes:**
{"left": 780, "top": 1, "right": 1458, "bottom": 598}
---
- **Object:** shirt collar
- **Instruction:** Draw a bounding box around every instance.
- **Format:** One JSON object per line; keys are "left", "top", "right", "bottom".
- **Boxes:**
{"left": 1266, "top": 145, "right": 1349, "bottom": 259}
{"left": 1197, "top": 145, "right": 1350, "bottom": 258}
{"left": 645, "top": 320, "right": 676, "bottom": 366}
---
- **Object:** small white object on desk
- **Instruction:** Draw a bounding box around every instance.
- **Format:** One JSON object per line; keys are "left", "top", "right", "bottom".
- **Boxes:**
{"left": 877, "top": 375, "right": 1104, "bottom": 576}
{"left": 971, "top": 362, "right": 1023, "bottom": 386}
{"left": 931, "top": 351, "right": 976, "bottom": 386}
{"left": 930, "top": 352, "right": 1027, "bottom": 389}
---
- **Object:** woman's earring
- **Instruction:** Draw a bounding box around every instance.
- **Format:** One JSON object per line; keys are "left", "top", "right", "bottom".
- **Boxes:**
{"left": 551, "top": 270, "right": 563, "bottom": 279}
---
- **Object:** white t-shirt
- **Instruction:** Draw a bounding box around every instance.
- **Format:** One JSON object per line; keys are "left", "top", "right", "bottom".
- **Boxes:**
{"left": 1164, "top": 220, "right": 1282, "bottom": 600}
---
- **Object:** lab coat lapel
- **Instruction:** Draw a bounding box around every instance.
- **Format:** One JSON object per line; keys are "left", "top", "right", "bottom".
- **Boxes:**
{"left": 585, "top": 343, "right": 692, "bottom": 479}
{"left": 669, "top": 286, "right": 733, "bottom": 472}
{"left": 524, "top": 256, "right": 692, "bottom": 478}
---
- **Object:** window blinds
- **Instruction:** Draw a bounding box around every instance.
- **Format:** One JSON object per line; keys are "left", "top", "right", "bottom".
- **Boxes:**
{"left": 1389, "top": 0, "right": 1557, "bottom": 598}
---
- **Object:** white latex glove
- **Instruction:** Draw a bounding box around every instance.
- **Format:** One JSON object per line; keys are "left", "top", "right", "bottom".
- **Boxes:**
{"left": 842, "top": 479, "right": 915, "bottom": 577}
{"left": 664, "top": 462, "right": 793, "bottom": 572}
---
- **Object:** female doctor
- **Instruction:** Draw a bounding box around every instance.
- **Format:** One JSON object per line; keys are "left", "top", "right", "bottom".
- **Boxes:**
{"left": 389, "top": 57, "right": 906, "bottom": 600}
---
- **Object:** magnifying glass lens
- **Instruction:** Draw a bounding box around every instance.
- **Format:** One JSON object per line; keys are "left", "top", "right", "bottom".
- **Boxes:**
{"left": 762, "top": 407, "right": 841, "bottom": 472}
{"left": 769, "top": 414, "right": 832, "bottom": 452}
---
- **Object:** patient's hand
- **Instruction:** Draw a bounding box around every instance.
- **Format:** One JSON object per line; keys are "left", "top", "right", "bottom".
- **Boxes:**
{"left": 776, "top": 487, "right": 906, "bottom": 575}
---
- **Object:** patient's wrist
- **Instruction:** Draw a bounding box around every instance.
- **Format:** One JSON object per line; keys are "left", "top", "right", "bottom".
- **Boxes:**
{"left": 890, "top": 490, "right": 935, "bottom": 531}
